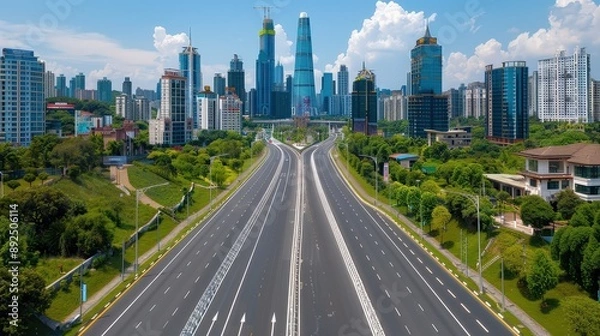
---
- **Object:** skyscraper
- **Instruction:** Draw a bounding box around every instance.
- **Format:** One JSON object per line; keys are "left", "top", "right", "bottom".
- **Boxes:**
{"left": 255, "top": 13, "right": 275, "bottom": 116}
{"left": 122, "top": 76, "right": 132, "bottom": 97}
{"left": 351, "top": 63, "right": 377, "bottom": 135}
{"left": 485, "top": 61, "right": 529, "bottom": 144}
{"left": 43, "top": 70, "right": 56, "bottom": 98}
{"left": 213, "top": 73, "right": 226, "bottom": 96}
{"left": 591, "top": 79, "right": 600, "bottom": 122}
{"left": 0, "top": 48, "right": 45, "bottom": 146}
{"left": 443, "top": 84, "right": 466, "bottom": 119}
{"left": 115, "top": 93, "right": 132, "bottom": 120}
{"left": 528, "top": 71, "right": 539, "bottom": 117}
{"left": 321, "top": 72, "right": 333, "bottom": 114}
{"left": 179, "top": 36, "right": 202, "bottom": 128}
{"left": 218, "top": 88, "right": 242, "bottom": 133}
{"left": 56, "top": 74, "right": 67, "bottom": 97}
{"left": 408, "top": 24, "right": 448, "bottom": 138}
{"left": 337, "top": 65, "right": 349, "bottom": 95}
{"left": 227, "top": 54, "right": 246, "bottom": 115}
{"left": 274, "top": 61, "right": 284, "bottom": 90}
{"left": 465, "top": 82, "right": 486, "bottom": 119}
{"left": 149, "top": 69, "right": 192, "bottom": 145}
{"left": 537, "top": 48, "right": 590, "bottom": 123}
{"left": 197, "top": 86, "right": 218, "bottom": 130}
{"left": 75, "top": 72, "right": 86, "bottom": 91}
{"left": 134, "top": 96, "right": 150, "bottom": 120}
{"left": 292, "top": 12, "right": 317, "bottom": 116}
{"left": 97, "top": 77, "right": 112, "bottom": 103}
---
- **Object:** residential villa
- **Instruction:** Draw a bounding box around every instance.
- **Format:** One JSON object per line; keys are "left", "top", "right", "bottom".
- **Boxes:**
{"left": 518, "top": 143, "right": 600, "bottom": 201}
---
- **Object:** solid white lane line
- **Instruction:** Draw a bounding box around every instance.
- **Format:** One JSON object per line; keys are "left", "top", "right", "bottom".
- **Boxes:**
{"left": 476, "top": 319, "right": 489, "bottom": 333}
{"left": 447, "top": 289, "right": 456, "bottom": 298}
{"left": 461, "top": 303, "right": 471, "bottom": 314}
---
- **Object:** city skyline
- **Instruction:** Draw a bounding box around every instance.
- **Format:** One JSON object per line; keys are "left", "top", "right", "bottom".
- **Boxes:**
{"left": 1, "top": 1, "right": 599, "bottom": 92}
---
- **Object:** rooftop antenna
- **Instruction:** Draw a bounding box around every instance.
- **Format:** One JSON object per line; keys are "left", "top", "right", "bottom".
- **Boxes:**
{"left": 188, "top": 27, "right": 192, "bottom": 46}
{"left": 253, "top": 5, "right": 273, "bottom": 19}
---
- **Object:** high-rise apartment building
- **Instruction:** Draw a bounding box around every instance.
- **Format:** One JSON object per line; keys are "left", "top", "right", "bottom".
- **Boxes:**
{"left": 292, "top": 12, "right": 317, "bottom": 116}
{"left": 179, "top": 37, "right": 202, "bottom": 128}
{"left": 218, "top": 88, "right": 242, "bottom": 133}
{"left": 213, "top": 73, "right": 226, "bottom": 96}
{"left": 115, "top": 93, "right": 133, "bottom": 120}
{"left": 444, "top": 84, "right": 466, "bottom": 119}
{"left": 591, "top": 79, "right": 600, "bottom": 122}
{"left": 122, "top": 77, "right": 132, "bottom": 97}
{"left": 538, "top": 48, "right": 590, "bottom": 122}
{"left": 134, "top": 96, "right": 150, "bottom": 121}
{"left": 408, "top": 25, "right": 448, "bottom": 138}
{"left": 43, "top": 70, "right": 56, "bottom": 98}
{"left": 0, "top": 48, "right": 45, "bottom": 146}
{"left": 337, "top": 64, "right": 349, "bottom": 96}
{"left": 383, "top": 89, "right": 408, "bottom": 121}
{"left": 255, "top": 13, "right": 275, "bottom": 116}
{"left": 485, "top": 61, "right": 529, "bottom": 144}
{"left": 149, "top": 69, "right": 192, "bottom": 145}
{"left": 197, "top": 86, "right": 218, "bottom": 130}
{"left": 528, "top": 71, "right": 539, "bottom": 117}
{"left": 227, "top": 54, "right": 246, "bottom": 115}
{"left": 351, "top": 64, "right": 377, "bottom": 135}
{"left": 465, "top": 81, "right": 486, "bottom": 119}
{"left": 56, "top": 74, "right": 67, "bottom": 97}
{"left": 97, "top": 77, "right": 112, "bottom": 103}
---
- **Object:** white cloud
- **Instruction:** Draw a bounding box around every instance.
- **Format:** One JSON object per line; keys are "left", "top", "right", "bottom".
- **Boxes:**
{"left": 324, "top": 1, "right": 431, "bottom": 80}
{"left": 445, "top": 0, "right": 600, "bottom": 88}
{"left": 275, "top": 24, "right": 294, "bottom": 68}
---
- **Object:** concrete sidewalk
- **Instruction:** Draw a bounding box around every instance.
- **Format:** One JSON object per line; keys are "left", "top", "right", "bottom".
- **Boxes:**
{"left": 60, "top": 149, "right": 268, "bottom": 329}
{"left": 330, "top": 148, "right": 549, "bottom": 336}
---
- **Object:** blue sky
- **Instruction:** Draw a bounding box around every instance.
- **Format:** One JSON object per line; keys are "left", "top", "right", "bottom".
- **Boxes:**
{"left": 1, "top": 0, "right": 599, "bottom": 92}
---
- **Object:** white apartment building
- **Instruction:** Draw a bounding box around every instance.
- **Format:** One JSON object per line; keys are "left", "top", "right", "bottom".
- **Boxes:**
{"left": 218, "top": 91, "right": 242, "bottom": 133}
{"left": 133, "top": 96, "right": 150, "bottom": 121}
{"left": 538, "top": 48, "right": 590, "bottom": 123}
{"left": 382, "top": 90, "right": 408, "bottom": 121}
{"left": 115, "top": 93, "right": 133, "bottom": 120}
{"left": 465, "top": 82, "right": 485, "bottom": 119}
{"left": 591, "top": 79, "right": 600, "bottom": 123}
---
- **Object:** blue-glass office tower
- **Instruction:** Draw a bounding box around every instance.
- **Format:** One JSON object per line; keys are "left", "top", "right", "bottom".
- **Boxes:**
{"left": 321, "top": 72, "right": 333, "bottom": 114}
{"left": 274, "top": 61, "right": 284, "bottom": 90}
{"left": 485, "top": 61, "right": 529, "bottom": 143}
{"left": 56, "top": 74, "right": 67, "bottom": 97}
{"left": 228, "top": 54, "right": 246, "bottom": 115}
{"left": 256, "top": 15, "right": 275, "bottom": 116}
{"left": 351, "top": 64, "right": 377, "bottom": 135}
{"left": 292, "top": 12, "right": 317, "bottom": 116}
{"left": 213, "top": 73, "right": 226, "bottom": 96}
{"left": 408, "top": 25, "right": 448, "bottom": 138}
{"left": 179, "top": 38, "right": 202, "bottom": 129}
{"left": 122, "top": 76, "right": 132, "bottom": 97}
{"left": 97, "top": 77, "right": 112, "bottom": 103}
{"left": 0, "top": 48, "right": 45, "bottom": 146}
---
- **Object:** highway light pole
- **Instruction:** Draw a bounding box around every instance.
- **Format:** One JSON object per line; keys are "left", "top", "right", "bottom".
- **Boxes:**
{"left": 209, "top": 154, "right": 229, "bottom": 212}
{"left": 359, "top": 154, "right": 378, "bottom": 206}
{"left": 135, "top": 182, "right": 169, "bottom": 276}
{"left": 445, "top": 190, "right": 483, "bottom": 294}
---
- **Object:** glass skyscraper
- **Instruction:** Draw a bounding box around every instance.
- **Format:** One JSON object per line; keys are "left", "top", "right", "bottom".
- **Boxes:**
{"left": 0, "top": 48, "right": 45, "bottom": 146}
{"left": 351, "top": 64, "right": 377, "bottom": 135}
{"left": 97, "top": 77, "right": 112, "bottom": 103}
{"left": 485, "top": 61, "right": 529, "bottom": 143}
{"left": 56, "top": 74, "right": 67, "bottom": 97}
{"left": 179, "top": 38, "right": 202, "bottom": 129}
{"left": 227, "top": 54, "right": 246, "bottom": 115}
{"left": 256, "top": 15, "right": 275, "bottom": 116}
{"left": 408, "top": 25, "right": 448, "bottom": 138}
{"left": 292, "top": 12, "right": 317, "bottom": 117}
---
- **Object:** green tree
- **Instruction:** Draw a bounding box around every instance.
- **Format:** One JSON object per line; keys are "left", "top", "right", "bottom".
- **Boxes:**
{"left": 60, "top": 213, "right": 114, "bottom": 257}
{"left": 0, "top": 266, "right": 51, "bottom": 335}
{"left": 37, "top": 172, "right": 49, "bottom": 185}
{"left": 502, "top": 244, "right": 525, "bottom": 276}
{"left": 526, "top": 250, "right": 559, "bottom": 300}
{"left": 569, "top": 202, "right": 600, "bottom": 227}
{"left": 581, "top": 235, "right": 600, "bottom": 295}
{"left": 406, "top": 187, "right": 421, "bottom": 214}
{"left": 563, "top": 296, "right": 600, "bottom": 336}
{"left": 6, "top": 181, "right": 20, "bottom": 191}
{"left": 420, "top": 192, "right": 439, "bottom": 230}
{"left": 520, "top": 195, "right": 555, "bottom": 231}
{"left": 23, "top": 173, "right": 36, "bottom": 187}
{"left": 431, "top": 205, "right": 451, "bottom": 244}
{"left": 210, "top": 159, "right": 228, "bottom": 187}
{"left": 555, "top": 189, "right": 585, "bottom": 220}
{"left": 420, "top": 180, "right": 441, "bottom": 195}
{"left": 68, "top": 165, "right": 81, "bottom": 180}
{"left": 496, "top": 190, "right": 511, "bottom": 220}
{"left": 396, "top": 185, "right": 410, "bottom": 208}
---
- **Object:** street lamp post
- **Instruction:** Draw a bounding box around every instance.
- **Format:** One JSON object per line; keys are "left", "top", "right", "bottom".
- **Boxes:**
{"left": 359, "top": 154, "right": 378, "bottom": 206}
{"left": 445, "top": 190, "right": 483, "bottom": 294}
{"left": 135, "top": 182, "right": 169, "bottom": 276}
{"left": 209, "top": 154, "right": 229, "bottom": 212}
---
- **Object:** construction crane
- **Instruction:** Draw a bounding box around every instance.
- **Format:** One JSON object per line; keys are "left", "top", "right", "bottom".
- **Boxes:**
{"left": 253, "top": 5, "right": 273, "bottom": 19}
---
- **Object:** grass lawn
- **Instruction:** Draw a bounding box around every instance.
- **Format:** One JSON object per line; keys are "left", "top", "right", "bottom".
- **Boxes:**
{"left": 123, "top": 215, "right": 178, "bottom": 264}
{"left": 127, "top": 165, "right": 192, "bottom": 208}
{"left": 36, "top": 257, "right": 84, "bottom": 285}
